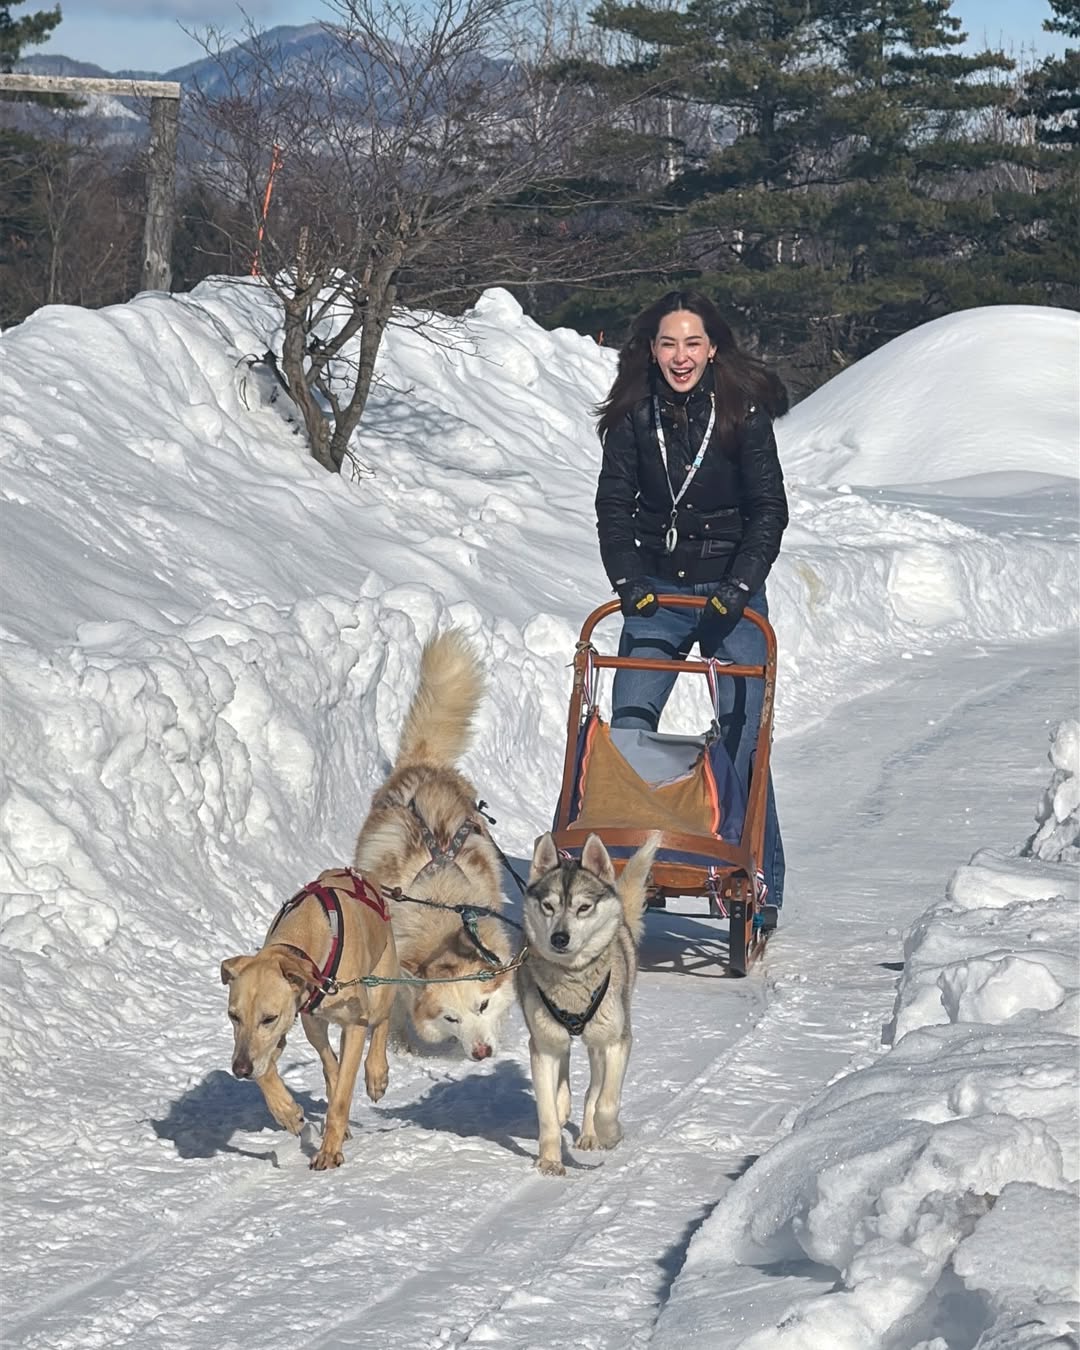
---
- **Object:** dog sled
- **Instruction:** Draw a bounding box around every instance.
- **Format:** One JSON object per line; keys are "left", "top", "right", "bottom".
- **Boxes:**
{"left": 551, "top": 595, "right": 779, "bottom": 976}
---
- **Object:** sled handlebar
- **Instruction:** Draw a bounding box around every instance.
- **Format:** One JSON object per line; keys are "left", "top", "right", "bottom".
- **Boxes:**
{"left": 575, "top": 596, "right": 776, "bottom": 678}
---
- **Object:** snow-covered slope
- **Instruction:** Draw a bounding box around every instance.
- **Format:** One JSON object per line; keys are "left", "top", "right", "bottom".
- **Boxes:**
{"left": 780, "top": 304, "right": 1079, "bottom": 489}
{"left": 1, "top": 284, "right": 1077, "bottom": 1349}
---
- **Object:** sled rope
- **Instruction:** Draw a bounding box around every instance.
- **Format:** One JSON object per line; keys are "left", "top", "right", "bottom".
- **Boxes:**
{"left": 340, "top": 884, "right": 529, "bottom": 987}
{"left": 574, "top": 640, "right": 598, "bottom": 711}
{"left": 384, "top": 885, "right": 525, "bottom": 964}
{"left": 474, "top": 800, "right": 530, "bottom": 895}
{"left": 311, "top": 942, "right": 529, "bottom": 994}
{"left": 706, "top": 867, "right": 727, "bottom": 919}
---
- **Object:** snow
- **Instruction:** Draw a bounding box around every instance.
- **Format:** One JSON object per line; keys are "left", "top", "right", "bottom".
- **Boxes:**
{"left": 780, "top": 304, "right": 1080, "bottom": 490}
{"left": 654, "top": 727, "right": 1080, "bottom": 1349}
{"left": 0, "top": 281, "right": 1077, "bottom": 1349}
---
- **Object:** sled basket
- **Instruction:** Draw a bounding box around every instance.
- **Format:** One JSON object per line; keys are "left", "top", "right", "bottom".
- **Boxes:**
{"left": 564, "top": 715, "right": 746, "bottom": 856}
{"left": 550, "top": 595, "right": 778, "bottom": 975}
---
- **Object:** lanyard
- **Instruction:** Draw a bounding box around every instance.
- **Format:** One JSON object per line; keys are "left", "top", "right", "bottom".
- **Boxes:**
{"left": 652, "top": 392, "right": 716, "bottom": 554}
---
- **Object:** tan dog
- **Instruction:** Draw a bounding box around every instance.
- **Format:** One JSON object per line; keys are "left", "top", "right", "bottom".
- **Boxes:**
{"left": 221, "top": 868, "right": 398, "bottom": 1171}
{"left": 352, "top": 629, "right": 517, "bottom": 1061}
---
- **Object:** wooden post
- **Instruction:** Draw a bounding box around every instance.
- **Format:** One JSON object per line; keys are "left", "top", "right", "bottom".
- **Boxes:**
{"left": 143, "top": 95, "right": 180, "bottom": 292}
{"left": 0, "top": 74, "right": 182, "bottom": 294}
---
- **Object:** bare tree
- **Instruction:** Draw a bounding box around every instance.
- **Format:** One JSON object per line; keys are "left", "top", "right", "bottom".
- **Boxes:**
{"left": 0, "top": 102, "right": 143, "bottom": 322}
{"left": 185, "top": 0, "right": 638, "bottom": 474}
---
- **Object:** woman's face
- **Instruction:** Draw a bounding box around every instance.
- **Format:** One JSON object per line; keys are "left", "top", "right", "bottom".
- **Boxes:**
{"left": 650, "top": 310, "right": 717, "bottom": 392}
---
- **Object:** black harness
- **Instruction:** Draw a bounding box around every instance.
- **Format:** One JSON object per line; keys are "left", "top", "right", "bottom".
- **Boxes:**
{"left": 536, "top": 971, "right": 612, "bottom": 1036}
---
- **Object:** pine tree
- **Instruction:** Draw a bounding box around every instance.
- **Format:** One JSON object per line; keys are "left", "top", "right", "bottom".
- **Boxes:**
{"left": 0, "top": 2, "right": 82, "bottom": 325}
{"left": 796, "top": 0, "right": 1031, "bottom": 358}
{"left": 0, "top": 1, "right": 62, "bottom": 74}
{"left": 1002, "top": 0, "right": 1080, "bottom": 311}
{"left": 552, "top": 0, "right": 1053, "bottom": 391}
{"left": 548, "top": 0, "right": 847, "bottom": 367}
{"left": 1014, "top": 0, "right": 1080, "bottom": 146}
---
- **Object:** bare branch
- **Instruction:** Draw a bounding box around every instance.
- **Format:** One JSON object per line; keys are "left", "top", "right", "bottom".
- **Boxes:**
{"left": 181, "top": 0, "right": 646, "bottom": 471}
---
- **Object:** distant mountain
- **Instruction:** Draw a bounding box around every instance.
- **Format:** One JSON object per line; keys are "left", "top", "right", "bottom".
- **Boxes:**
{"left": 15, "top": 53, "right": 162, "bottom": 81}
{"left": 18, "top": 23, "right": 503, "bottom": 138}
{"left": 158, "top": 24, "right": 333, "bottom": 93}
{"left": 20, "top": 24, "right": 331, "bottom": 87}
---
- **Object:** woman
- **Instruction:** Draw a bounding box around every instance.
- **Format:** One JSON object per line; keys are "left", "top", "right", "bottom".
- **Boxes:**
{"left": 594, "top": 290, "right": 788, "bottom": 907}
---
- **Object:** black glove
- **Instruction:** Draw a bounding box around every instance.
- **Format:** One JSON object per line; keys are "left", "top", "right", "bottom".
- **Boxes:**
{"left": 698, "top": 578, "right": 750, "bottom": 645}
{"left": 616, "top": 579, "right": 659, "bottom": 619}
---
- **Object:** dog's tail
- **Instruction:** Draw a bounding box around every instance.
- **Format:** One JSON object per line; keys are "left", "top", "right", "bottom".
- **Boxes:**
{"left": 618, "top": 830, "right": 662, "bottom": 947}
{"left": 393, "top": 628, "right": 485, "bottom": 772}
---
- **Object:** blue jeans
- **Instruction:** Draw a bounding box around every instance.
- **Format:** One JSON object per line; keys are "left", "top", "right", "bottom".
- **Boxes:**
{"left": 611, "top": 577, "right": 785, "bottom": 907}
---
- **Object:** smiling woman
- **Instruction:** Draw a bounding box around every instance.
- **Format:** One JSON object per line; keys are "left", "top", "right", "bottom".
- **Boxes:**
{"left": 593, "top": 288, "right": 790, "bottom": 910}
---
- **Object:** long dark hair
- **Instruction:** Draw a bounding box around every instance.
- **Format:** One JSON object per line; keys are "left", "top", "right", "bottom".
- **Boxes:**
{"left": 596, "top": 290, "right": 788, "bottom": 445}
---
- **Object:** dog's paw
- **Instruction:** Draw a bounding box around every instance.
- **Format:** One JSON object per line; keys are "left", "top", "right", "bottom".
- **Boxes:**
{"left": 576, "top": 1131, "right": 600, "bottom": 1151}
{"left": 595, "top": 1120, "right": 623, "bottom": 1150}
{"left": 366, "top": 1074, "right": 389, "bottom": 1103}
{"left": 536, "top": 1156, "right": 566, "bottom": 1177}
{"left": 310, "top": 1146, "right": 345, "bottom": 1171}
{"left": 275, "top": 1108, "right": 305, "bottom": 1136}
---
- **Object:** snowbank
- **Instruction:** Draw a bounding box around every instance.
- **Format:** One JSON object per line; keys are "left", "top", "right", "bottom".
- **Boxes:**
{"left": 1, "top": 282, "right": 1078, "bottom": 1348}
{"left": 653, "top": 721, "right": 1080, "bottom": 1349}
{"left": 780, "top": 305, "right": 1080, "bottom": 488}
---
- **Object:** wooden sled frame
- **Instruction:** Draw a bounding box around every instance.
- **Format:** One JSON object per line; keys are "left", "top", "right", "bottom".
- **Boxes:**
{"left": 551, "top": 595, "right": 778, "bottom": 976}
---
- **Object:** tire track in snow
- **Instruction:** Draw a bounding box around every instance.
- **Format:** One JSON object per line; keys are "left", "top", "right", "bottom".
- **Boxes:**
{"left": 11, "top": 641, "right": 1073, "bottom": 1350}
{"left": 302, "top": 976, "right": 773, "bottom": 1349}
{"left": 5, "top": 1149, "right": 295, "bottom": 1347}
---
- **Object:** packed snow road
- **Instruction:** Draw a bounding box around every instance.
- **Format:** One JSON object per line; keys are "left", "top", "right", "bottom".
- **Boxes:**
{"left": 7, "top": 635, "right": 1073, "bottom": 1350}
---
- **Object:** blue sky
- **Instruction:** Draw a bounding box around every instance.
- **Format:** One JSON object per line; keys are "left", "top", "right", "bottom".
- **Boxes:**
{"left": 37, "top": 0, "right": 1070, "bottom": 75}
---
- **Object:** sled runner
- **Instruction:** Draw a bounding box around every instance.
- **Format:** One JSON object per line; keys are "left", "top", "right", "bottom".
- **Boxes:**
{"left": 551, "top": 595, "right": 779, "bottom": 976}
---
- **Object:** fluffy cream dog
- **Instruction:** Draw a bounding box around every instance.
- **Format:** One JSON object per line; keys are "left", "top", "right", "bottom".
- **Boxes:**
{"left": 352, "top": 629, "right": 516, "bottom": 1061}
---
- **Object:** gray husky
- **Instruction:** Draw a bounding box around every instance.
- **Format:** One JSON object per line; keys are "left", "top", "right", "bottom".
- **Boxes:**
{"left": 518, "top": 830, "right": 661, "bottom": 1176}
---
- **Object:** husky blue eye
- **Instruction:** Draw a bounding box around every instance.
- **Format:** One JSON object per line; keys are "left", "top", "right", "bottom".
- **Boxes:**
{"left": 576, "top": 905, "right": 593, "bottom": 915}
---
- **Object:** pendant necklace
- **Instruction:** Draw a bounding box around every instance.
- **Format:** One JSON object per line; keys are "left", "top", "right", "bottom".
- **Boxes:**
{"left": 652, "top": 392, "right": 716, "bottom": 554}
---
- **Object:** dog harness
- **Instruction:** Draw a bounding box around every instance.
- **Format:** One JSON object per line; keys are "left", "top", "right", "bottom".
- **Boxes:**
{"left": 536, "top": 971, "right": 612, "bottom": 1037}
{"left": 268, "top": 868, "right": 389, "bottom": 1014}
{"left": 408, "top": 798, "right": 479, "bottom": 879}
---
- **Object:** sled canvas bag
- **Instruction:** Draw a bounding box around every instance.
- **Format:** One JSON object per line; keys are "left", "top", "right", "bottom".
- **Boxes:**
{"left": 562, "top": 710, "right": 746, "bottom": 858}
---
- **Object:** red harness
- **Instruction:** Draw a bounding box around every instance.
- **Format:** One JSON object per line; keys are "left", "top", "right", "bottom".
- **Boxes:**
{"left": 269, "top": 868, "right": 389, "bottom": 1013}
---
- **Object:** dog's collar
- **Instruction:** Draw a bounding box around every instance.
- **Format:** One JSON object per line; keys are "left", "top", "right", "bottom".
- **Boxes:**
{"left": 268, "top": 869, "right": 388, "bottom": 1014}
{"left": 535, "top": 970, "right": 611, "bottom": 1037}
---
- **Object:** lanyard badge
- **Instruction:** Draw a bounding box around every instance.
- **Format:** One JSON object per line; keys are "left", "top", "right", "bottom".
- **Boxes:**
{"left": 653, "top": 393, "right": 716, "bottom": 554}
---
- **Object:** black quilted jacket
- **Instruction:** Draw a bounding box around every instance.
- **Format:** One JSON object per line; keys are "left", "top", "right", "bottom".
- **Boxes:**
{"left": 595, "top": 374, "right": 789, "bottom": 592}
